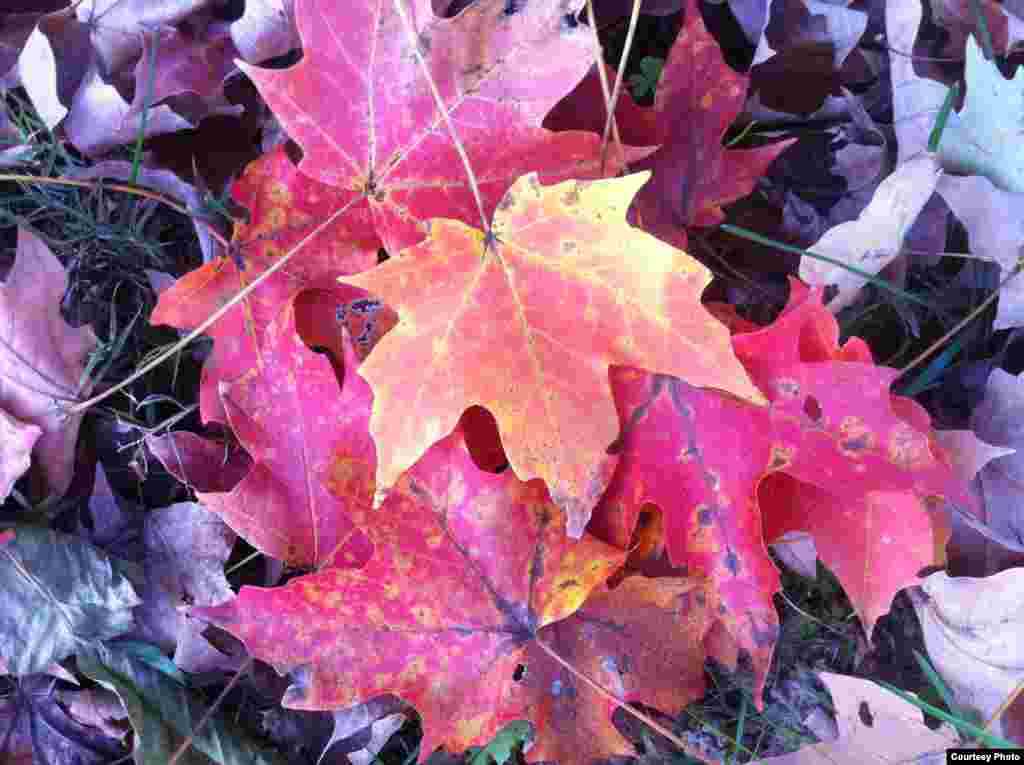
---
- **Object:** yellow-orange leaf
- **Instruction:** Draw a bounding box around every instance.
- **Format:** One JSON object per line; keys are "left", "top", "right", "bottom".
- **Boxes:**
{"left": 339, "top": 172, "right": 764, "bottom": 536}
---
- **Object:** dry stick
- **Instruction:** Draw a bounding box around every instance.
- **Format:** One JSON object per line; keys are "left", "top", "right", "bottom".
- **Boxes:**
{"left": 66, "top": 194, "right": 364, "bottom": 415}
{"left": 986, "top": 677, "right": 1024, "bottom": 736}
{"left": 599, "top": 0, "right": 642, "bottom": 174}
{"left": 391, "top": 0, "right": 487, "bottom": 233}
{"left": 0, "top": 173, "right": 233, "bottom": 253}
{"left": 533, "top": 639, "right": 718, "bottom": 764}
{"left": 898, "top": 256, "right": 1024, "bottom": 378}
{"left": 166, "top": 656, "right": 255, "bottom": 765}
{"left": 584, "top": 0, "right": 626, "bottom": 171}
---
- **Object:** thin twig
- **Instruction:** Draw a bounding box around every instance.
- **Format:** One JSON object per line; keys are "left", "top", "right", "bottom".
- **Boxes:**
{"left": 391, "top": 0, "right": 488, "bottom": 234}
{"left": 585, "top": 0, "right": 625, "bottom": 171}
{"left": 66, "top": 195, "right": 363, "bottom": 414}
{"left": 167, "top": 656, "right": 254, "bottom": 765}
{"left": 986, "top": 677, "right": 1024, "bottom": 735}
{"left": 533, "top": 638, "right": 717, "bottom": 764}
{"left": 0, "top": 173, "right": 233, "bottom": 252}
{"left": 778, "top": 591, "right": 853, "bottom": 639}
{"left": 600, "top": 0, "right": 642, "bottom": 173}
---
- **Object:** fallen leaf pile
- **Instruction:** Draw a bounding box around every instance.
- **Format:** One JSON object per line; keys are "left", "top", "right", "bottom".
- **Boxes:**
{"left": 3, "top": 0, "right": 1024, "bottom": 762}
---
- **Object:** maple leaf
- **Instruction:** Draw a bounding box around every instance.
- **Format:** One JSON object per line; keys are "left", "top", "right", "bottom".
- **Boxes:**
{"left": 598, "top": 368, "right": 781, "bottom": 704}
{"left": 151, "top": 145, "right": 380, "bottom": 424}
{"left": 629, "top": 0, "right": 795, "bottom": 248}
{"left": 197, "top": 297, "right": 374, "bottom": 569}
{"left": 760, "top": 474, "right": 949, "bottom": 633}
{"left": 732, "top": 283, "right": 973, "bottom": 509}
{"left": 240, "top": 0, "right": 617, "bottom": 255}
{"left": 195, "top": 424, "right": 722, "bottom": 765}
{"left": 590, "top": 282, "right": 967, "bottom": 697}
{"left": 338, "top": 171, "right": 765, "bottom": 535}
{"left": 0, "top": 227, "right": 96, "bottom": 500}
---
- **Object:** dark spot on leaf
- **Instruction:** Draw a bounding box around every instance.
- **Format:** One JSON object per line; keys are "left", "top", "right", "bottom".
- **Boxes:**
{"left": 841, "top": 434, "right": 870, "bottom": 453}
{"left": 697, "top": 505, "right": 715, "bottom": 526}
{"left": 724, "top": 549, "right": 740, "bottom": 576}
{"left": 858, "top": 701, "right": 874, "bottom": 727}
{"left": 803, "top": 395, "right": 822, "bottom": 422}
{"left": 503, "top": 0, "right": 522, "bottom": 16}
{"left": 718, "top": 603, "right": 727, "bottom": 615}
{"left": 377, "top": 248, "right": 390, "bottom": 263}
{"left": 559, "top": 579, "right": 579, "bottom": 590}
{"left": 513, "top": 663, "right": 527, "bottom": 682}
{"left": 823, "top": 284, "right": 839, "bottom": 304}
{"left": 561, "top": 12, "right": 578, "bottom": 30}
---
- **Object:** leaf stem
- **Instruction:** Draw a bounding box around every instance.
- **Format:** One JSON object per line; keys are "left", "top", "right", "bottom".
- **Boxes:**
{"left": 391, "top": 0, "right": 488, "bottom": 235}
{"left": 167, "top": 656, "right": 254, "bottom": 765}
{"left": 533, "top": 638, "right": 717, "bottom": 764}
{"left": 593, "top": 0, "right": 635, "bottom": 173}
{"left": 718, "top": 223, "right": 937, "bottom": 310}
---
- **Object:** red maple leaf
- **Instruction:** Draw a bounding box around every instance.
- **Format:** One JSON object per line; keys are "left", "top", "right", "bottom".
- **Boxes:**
{"left": 546, "top": 0, "right": 795, "bottom": 249}
{"left": 241, "top": 0, "right": 620, "bottom": 254}
{"left": 591, "top": 282, "right": 967, "bottom": 702}
{"left": 196, "top": 298, "right": 374, "bottom": 569}
{"left": 151, "top": 146, "right": 381, "bottom": 424}
{"left": 194, "top": 422, "right": 724, "bottom": 765}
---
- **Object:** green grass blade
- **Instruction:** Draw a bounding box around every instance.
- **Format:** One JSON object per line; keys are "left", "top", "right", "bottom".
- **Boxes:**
{"left": 912, "top": 650, "right": 961, "bottom": 719}
{"left": 874, "top": 680, "right": 1016, "bottom": 747}
{"left": 130, "top": 31, "right": 160, "bottom": 185}
{"left": 967, "top": 2, "right": 995, "bottom": 60}
{"left": 718, "top": 224, "right": 936, "bottom": 310}
{"left": 897, "top": 335, "right": 963, "bottom": 396}
{"left": 928, "top": 82, "right": 960, "bottom": 153}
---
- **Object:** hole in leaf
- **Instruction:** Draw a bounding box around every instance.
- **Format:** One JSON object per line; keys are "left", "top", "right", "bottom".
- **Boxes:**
{"left": 858, "top": 701, "right": 874, "bottom": 727}
{"left": 803, "top": 395, "right": 822, "bottom": 422}
{"left": 461, "top": 406, "right": 509, "bottom": 473}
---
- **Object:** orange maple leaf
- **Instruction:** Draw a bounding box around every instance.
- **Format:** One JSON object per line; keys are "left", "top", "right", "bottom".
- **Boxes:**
{"left": 338, "top": 172, "right": 765, "bottom": 535}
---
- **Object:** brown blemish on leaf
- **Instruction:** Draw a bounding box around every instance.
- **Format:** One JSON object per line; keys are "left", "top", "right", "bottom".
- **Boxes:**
{"left": 838, "top": 417, "right": 874, "bottom": 456}
{"left": 775, "top": 378, "right": 801, "bottom": 398}
{"left": 767, "top": 444, "right": 794, "bottom": 471}
{"left": 887, "top": 423, "right": 932, "bottom": 470}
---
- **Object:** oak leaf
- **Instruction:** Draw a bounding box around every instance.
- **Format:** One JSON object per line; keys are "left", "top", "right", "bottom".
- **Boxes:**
{"left": 0, "top": 227, "right": 96, "bottom": 500}
{"left": 241, "top": 0, "right": 616, "bottom": 254}
{"left": 338, "top": 171, "right": 764, "bottom": 536}
{"left": 751, "top": 673, "right": 960, "bottom": 765}
{"left": 195, "top": 424, "right": 721, "bottom": 765}
{"left": 908, "top": 568, "right": 1024, "bottom": 744}
{"left": 0, "top": 409, "right": 41, "bottom": 503}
